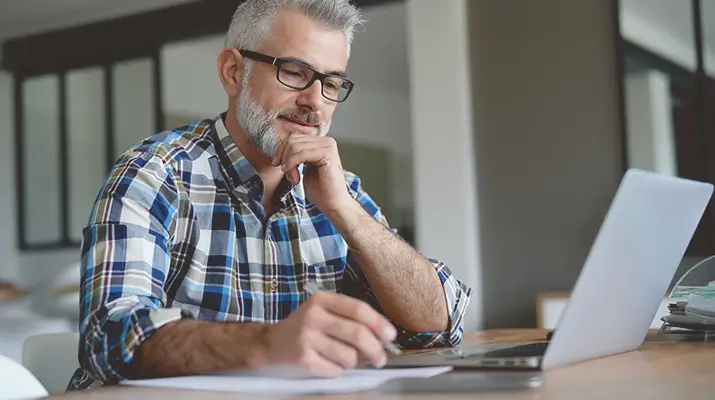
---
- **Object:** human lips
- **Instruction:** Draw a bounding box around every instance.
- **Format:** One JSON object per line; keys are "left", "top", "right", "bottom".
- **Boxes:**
{"left": 279, "top": 115, "right": 317, "bottom": 128}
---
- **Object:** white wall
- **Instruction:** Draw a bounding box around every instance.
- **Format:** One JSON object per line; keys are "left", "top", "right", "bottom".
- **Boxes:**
{"left": 469, "top": 0, "right": 623, "bottom": 328}
{"left": 161, "top": 35, "right": 226, "bottom": 117}
{"left": 0, "top": 71, "right": 19, "bottom": 283}
{"left": 406, "top": 0, "right": 482, "bottom": 330}
{"left": 625, "top": 70, "right": 677, "bottom": 176}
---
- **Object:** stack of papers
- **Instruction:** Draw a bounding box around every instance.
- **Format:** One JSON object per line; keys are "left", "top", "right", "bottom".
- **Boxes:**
{"left": 120, "top": 366, "right": 453, "bottom": 394}
{"left": 661, "top": 289, "right": 715, "bottom": 333}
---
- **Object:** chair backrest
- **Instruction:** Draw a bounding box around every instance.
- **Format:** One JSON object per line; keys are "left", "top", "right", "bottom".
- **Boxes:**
{"left": 22, "top": 332, "right": 80, "bottom": 395}
{"left": 0, "top": 354, "right": 48, "bottom": 400}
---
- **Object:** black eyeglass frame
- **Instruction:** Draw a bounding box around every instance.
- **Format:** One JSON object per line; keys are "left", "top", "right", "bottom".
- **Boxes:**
{"left": 238, "top": 49, "right": 355, "bottom": 102}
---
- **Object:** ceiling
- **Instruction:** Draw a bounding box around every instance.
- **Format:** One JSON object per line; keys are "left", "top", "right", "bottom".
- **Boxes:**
{"left": 0, "top": 0, "right": 197, "bottom": 41}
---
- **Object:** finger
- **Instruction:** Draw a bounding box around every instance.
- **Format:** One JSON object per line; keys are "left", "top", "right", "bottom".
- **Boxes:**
{"left": 280, "top": 139, "right": 331, "bottom": 169}
{"left": 272, "top": 136, "right": 297, "bottom": 166}
{"left": 301, "top": 349, "right": 344, "bottom": 378}
{"left": 313, "top": 333, "right": 361, "bottom": 370}
{"left": 310, "top": 292, "right": 397, "bottom": 342}
{"left": 287, "top": 168, "right": 300, "bottom": 185}
{"left": 271, "top": 134, "right": 319, "bottom": 166}
{"left": 281, "top": 147, "right": 332, "bottom": 173}
{"left": 272, "top": 139, "right": 287, "bottom": 166}
{"left": 323, "top": 315, "right": 387, "bottom": 368}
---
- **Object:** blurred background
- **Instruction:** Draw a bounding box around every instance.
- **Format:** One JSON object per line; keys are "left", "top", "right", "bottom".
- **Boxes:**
{"left": 0, "top": 0, "right": 713, "bottom": 364}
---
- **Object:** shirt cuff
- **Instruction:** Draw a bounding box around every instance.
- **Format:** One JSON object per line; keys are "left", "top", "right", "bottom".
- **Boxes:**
{"left": 81, "top": 297, "right": 186, "bottom": 383}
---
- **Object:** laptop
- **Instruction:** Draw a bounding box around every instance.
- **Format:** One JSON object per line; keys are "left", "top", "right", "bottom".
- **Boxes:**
{"left": 384, "top": 168, "right": 713, "bottom": 371}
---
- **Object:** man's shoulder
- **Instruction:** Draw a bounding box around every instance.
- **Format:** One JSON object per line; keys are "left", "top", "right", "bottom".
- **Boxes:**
{"left": 117, "top": 116, "right": 219, "bottom": 168}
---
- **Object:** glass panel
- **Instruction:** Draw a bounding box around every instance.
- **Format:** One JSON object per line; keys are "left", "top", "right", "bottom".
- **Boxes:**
{"left": 620, "top": 0, "right": 696, "bottom": 71}
{"left": 22, "top": 75, "right": 62, "bottom": 245}
{"left": 620, "top": 0, "right": 698, "bottom": 177}
{"left": 67, "top": 67, "right": 107, "bottom": 242}
{"left": 113, "top": 58, "right": 155, "bottom": 160}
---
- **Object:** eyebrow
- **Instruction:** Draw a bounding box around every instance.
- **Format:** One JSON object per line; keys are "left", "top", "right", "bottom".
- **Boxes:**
{"left": 285, "top": 56, "right": 348, "bottom": 78}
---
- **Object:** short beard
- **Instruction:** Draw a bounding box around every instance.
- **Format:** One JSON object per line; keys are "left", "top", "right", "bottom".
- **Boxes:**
{"left": 236, "top": 64, "right": 332, "bottom": 158}
{"left": 236, "top": 65, "right": 280, "bottom": 157}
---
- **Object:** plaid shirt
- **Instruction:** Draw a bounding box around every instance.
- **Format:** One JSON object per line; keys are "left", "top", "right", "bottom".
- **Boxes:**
{"left": 67, "top": 114, "right": 472, "bottom": 391}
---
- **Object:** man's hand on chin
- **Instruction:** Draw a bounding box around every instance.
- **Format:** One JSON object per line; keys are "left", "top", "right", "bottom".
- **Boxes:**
{"left": 271, "top": 134, "right": 354, "bottom": 215}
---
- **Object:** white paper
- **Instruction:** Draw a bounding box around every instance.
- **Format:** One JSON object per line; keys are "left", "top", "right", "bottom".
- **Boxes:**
{"left": 687, "top": 293, "right": 715, "bottom": 317}
{"left": 120, "top": 366, "right": 452, "bottom": 394}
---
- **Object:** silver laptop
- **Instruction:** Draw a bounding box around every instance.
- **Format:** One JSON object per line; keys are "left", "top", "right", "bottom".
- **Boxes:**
{"left": 385, "top": 169, "right": 713, "bottom": 371}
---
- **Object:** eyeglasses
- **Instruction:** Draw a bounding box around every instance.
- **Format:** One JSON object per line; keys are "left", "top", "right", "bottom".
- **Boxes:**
{"left": 238, "top": 49, "right": 355, "bottom": 102}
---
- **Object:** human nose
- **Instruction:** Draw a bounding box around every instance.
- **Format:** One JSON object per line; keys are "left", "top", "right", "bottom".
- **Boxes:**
{"left": 296, "top": 79, "right": 324, "bottom": 111}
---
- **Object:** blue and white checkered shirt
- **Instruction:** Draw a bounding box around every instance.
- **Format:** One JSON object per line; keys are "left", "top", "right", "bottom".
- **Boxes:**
{"left": 67, "top": 114, "right": 472, "bottom": 390}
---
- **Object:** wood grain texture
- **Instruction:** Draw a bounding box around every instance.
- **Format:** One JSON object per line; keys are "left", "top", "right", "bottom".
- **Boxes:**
{"left": 48, "top": 329, "right": 715, "bottom": 399}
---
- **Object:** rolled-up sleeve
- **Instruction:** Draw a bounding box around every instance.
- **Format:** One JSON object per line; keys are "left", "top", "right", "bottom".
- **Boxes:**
{"left": 78, "top": 148, "right": 184, "bottom": 383}
{"left": 341, "top": 172, "right": 473, "bottom": 349}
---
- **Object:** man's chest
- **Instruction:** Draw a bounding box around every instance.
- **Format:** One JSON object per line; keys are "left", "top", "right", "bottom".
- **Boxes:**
{"left": 167, "top": 184, "right": 349, "bottom": 323}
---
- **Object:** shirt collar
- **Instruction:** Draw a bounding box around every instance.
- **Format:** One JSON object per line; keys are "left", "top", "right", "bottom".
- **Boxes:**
{"left": 211, "top": 113, "right": 307, "bottom": 209}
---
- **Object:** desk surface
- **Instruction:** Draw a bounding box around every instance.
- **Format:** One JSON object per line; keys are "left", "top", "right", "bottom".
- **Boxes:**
{"left": 48, "top": 329, "right": 715, "bottom": 399}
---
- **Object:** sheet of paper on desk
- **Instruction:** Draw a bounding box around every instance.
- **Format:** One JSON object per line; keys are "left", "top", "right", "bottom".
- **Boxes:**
{"left": 120, "top": 366, "right": 453, "bottom": 394}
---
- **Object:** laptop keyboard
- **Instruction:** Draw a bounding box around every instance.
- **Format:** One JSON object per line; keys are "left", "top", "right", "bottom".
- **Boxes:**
{"left": 478, "top": 342, "right": 549, "bottom": 358}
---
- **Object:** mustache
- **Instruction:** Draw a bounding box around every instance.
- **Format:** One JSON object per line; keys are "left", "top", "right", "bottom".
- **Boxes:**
{"left": 277, "top": 109, "right": 324, "bottom": 128}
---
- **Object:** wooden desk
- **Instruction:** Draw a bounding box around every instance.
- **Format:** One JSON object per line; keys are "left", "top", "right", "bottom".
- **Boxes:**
{"left": 47, "top": 329, "right": 715, "bottom": 399}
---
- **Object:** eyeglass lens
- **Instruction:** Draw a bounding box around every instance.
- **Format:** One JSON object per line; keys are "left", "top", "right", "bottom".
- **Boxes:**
{"left": 278, "top": 61, "right": 351, "bottom": 101}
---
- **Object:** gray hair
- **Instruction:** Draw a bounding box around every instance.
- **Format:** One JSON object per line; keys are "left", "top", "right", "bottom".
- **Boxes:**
{"left": 225, "top": 0, "right": 364, "bottom": 59}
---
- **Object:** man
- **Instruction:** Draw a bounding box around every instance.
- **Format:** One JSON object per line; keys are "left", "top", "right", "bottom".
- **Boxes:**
{"left": 68, "top": 0, "right": 471, "bottom": 391}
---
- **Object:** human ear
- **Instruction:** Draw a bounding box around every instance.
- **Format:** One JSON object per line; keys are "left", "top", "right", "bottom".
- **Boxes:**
{"left": 217, "top": 48, "right": 244, "bottom": 97}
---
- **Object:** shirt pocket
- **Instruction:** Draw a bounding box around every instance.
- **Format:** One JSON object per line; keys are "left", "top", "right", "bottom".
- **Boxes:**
{"left": 304, "top": 262, "right": 342, "bottom": 294}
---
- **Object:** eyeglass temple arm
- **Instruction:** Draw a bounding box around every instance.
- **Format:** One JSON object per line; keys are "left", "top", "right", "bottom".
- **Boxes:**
{"left": 238, "top": 49, "right": 276, "bottom": 65}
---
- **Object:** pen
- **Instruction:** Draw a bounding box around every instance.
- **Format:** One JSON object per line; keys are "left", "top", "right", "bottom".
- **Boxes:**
{"left": 303, "top": 281, "right": 402, "bottom": 356}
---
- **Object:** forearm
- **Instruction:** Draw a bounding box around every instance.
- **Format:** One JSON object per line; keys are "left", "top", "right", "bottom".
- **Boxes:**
{"left": 328, "top": 200, "right": 449, "bottom": 332}
{"left": 124, "top": 319, "right": 270, "bottom": 379}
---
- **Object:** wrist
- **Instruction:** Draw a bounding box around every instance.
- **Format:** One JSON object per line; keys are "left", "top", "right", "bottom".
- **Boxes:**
{"left": 324, "top": 195, "right": 361, "bottom": 218}
{"left": 239, "top": 323, "right": 272, "bottom": 370}
{"left": 324, "top": 197, "right": 365, "bottom": 232}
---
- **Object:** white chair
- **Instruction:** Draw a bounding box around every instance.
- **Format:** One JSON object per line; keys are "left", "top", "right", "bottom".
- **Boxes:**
{"left": 0, "top": 354, "right": 48, "bottom": 400}
{"left": 22, "top": 333, "right": 80, "bottom": 395}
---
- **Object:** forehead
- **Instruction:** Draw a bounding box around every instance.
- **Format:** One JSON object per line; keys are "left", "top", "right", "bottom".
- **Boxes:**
{"left": 259, "top": 7, "right": 348, "bottom": 73}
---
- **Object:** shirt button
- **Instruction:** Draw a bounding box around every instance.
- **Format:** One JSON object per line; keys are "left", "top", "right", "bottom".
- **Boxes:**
{"left": 270, "top": 279, "right": 277, "bottom": 292}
